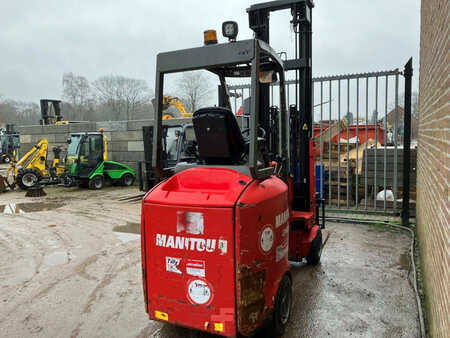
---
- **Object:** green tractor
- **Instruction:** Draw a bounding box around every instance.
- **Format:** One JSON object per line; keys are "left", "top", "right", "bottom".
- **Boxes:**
{"left": 65, "top": 131, "right": 135, "bottom": 189}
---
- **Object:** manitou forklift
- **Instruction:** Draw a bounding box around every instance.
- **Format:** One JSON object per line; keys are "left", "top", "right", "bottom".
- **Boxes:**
{"left": 141, "top": 1, "right": 325, "bottom": 336}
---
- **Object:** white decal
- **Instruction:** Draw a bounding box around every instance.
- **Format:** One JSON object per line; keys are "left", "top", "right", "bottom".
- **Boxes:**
{"left": 281, "top": 225, "right": 289, "bottom": 237}
{"left": 187, "top": 279, "right": 212, "bottom": 305}
{"left": 177, "top": 211, "right": 204, "bottom": 234}
{"left": 275, "top": 209, "right": 290, "bottom": 228}
{"left": 218, "top": 239, "right": 228, "bottom": 255}
{"left": 260, "top": 226, "right": 274, "bottom": 253}
{"left": 155, "top": 234, "right": 226, "bottom": 254}
{"left": 166, "top": 257, "right": 182, "bottom": 274}
{"left": 186, "top": 259, "right": 205, "bottom": 277}
{"left": 276, "top": 242, "right": 289, "bottom": 262}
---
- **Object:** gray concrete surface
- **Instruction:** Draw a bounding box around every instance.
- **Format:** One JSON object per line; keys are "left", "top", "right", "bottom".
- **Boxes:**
{"left": 0, "top": 173, "right": 419, "bottom": 337}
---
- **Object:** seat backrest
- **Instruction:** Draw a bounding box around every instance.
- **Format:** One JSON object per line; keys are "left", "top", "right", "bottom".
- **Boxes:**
{"left": 193, "top": 107, "right": 245, "bottom": 164}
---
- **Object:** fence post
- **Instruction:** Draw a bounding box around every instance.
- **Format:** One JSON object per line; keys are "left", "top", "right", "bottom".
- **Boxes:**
{"left": 402, "top": 58, "right": 413, "bottom": 226}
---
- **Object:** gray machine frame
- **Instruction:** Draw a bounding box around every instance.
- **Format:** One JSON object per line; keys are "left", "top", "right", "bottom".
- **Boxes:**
{"left": 152, "top": 38, "right": 288, "bottom": 180}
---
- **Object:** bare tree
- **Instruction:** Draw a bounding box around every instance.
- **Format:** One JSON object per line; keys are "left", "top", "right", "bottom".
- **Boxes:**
{"left": 176, "top": 71, "right": 213, "bottom": 113}
{"left": 93, "top": 75, "right": 151, "bottom": 120}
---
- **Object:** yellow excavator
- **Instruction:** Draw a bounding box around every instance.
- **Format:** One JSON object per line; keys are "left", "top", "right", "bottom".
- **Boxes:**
{"left": 0, "top": 138, "right": 65, "bottom": 191}
{"left": 159, "top": 96, "right": 193, "bottom": 120}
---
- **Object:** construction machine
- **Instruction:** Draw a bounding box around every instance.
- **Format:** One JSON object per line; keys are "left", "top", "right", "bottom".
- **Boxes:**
{"left": 139, "top": 123, "right": 196, "bottom": 191}
{"left": 65, "top": 131, "right": 136, "bottom": 189}
{"left": 141, "top": 1, "right": 326, "bottom": 336}
{"left": 0, "top": 138, "right": 66, "bottom": 190}
{"left": 158, "top": 96, "right": 193, "bottom": 120}
{"left": 0, "top": 124, "right": 20, "bottom": 163}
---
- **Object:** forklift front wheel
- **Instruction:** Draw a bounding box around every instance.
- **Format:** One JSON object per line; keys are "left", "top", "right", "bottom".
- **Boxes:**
{"left": 272, "top": 274, "right": 292, "bottom": 336}
{"left": 306, "top": 229, "right": 322, "bottom": 265}
{"left": 89, "top": 176, "right": 104, "bottom": 190}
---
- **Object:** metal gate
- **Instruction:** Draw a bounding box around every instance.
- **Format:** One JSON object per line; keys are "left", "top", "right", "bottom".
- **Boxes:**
{"left": 228, "top": 63, "right": 414, "bottom": 215}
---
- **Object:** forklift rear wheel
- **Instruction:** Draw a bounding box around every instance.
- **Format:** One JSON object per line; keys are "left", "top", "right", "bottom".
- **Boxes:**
{"left": 89, "top": 176, "right": 104, "bottom": 190}
{"left": 272, "top": 274, "right": 292, "bottom": 336}
{"left": 121, "top": 173, "right": 135, "bottom": 186}
{"left": 306, "top": 229, "right": 322, "bottom": 265}
{"left": 17, "top": 169, "right": 41, "bottom": 190}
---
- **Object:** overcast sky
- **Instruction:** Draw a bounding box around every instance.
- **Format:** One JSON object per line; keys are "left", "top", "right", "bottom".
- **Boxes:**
{"left": 0, "top": 0, "right": 420, "bottom": 103}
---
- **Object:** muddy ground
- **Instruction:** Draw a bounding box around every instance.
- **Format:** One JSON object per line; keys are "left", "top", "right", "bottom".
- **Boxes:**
{"left": 0, "top": 166, "right": 419, "bottom": 337}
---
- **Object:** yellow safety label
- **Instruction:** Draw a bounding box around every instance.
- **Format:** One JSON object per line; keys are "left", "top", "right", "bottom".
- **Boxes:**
{"left": 302, "top": 123, "right": 308, "bottom": 131}
{"left": 154, "top": 311, "right": 168, "bottom": 321}
{"left": 214, "top": 323, "right": 224, "bottom": 332}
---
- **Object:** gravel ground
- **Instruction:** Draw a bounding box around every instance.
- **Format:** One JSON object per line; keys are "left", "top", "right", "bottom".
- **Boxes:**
{"left": 0, "top": 168, "right": 419, "bottom": 337}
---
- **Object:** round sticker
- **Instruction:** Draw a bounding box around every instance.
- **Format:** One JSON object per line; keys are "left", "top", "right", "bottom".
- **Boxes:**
{"left": 260, "top": 225, "right": 274, "bottom": 253}
{"left": 187, "top": 279, "right": 212, "bottom": 305}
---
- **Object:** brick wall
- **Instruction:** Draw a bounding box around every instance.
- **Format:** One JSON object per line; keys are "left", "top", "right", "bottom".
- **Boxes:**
{"left": 417, "top": 0, "right": 449, "bottom": 336}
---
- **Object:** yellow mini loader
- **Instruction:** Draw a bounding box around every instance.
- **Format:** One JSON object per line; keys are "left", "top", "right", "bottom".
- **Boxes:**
{"left": 0, "top": 138, "right": 65, "bottom": 191}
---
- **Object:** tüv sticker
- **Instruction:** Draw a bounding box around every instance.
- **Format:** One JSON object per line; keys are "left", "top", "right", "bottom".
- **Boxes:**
{"left": 166, "top": 256, "right": 182, "bottom": 274}
{"left": 187, "top": 279, "right": 212, "bottom": 305}
{"left": 186, "top": 259, "right": 205, "bottom": 277}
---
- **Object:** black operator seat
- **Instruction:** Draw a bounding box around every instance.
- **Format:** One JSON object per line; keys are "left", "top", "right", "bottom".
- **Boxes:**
{"left": 192, "top": 107, "right": 245, "bottom": 165}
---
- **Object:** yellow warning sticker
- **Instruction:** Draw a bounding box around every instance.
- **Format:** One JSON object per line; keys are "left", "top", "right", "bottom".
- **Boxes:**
{"left": 302, "top": 123, "right": 308, "bottom": 131}
{"left": 154, "top": 310, "right": 168, "bottom": 321}
{"left": 214, "top": 323, "right": 224, "bottom": 332}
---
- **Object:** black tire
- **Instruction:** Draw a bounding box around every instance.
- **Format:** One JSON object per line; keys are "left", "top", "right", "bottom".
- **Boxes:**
{"left": 3, "top": 156, "right": 11, "bottom": 163}
{"left": 17, "top": 169, "right": 41, "bottom": 190}
{"left": 89, "top": 175, "right": 104, "bottom": 190}
{"left": 306, "top": 229, "right": 322, "bottom": 265}
{"left": 121, "top": 173, "right": 135, "bottom": 186}
{"left": 63, "top": 176, "right": 74, "bottom": 187}
{"left": 272, "top": 274, "right": 292, "bottom": 337}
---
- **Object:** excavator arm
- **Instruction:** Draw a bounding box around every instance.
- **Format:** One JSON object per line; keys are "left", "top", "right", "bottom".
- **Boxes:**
{"left": 161, "top": 96, "right": 193, "bottom": 119}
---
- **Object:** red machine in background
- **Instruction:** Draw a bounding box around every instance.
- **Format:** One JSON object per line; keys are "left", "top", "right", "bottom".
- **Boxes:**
{"left": 141, "top": 1, "right": 327, "bottom": 336}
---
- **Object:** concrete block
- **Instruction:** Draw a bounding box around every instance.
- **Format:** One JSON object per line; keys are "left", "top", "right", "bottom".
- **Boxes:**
{"left": 112, "top": 151, "right": 145, "bottom": 162}
{"left": 108, "top": 141, "right": 128, "bottom": 152}
{"left": 110, "top": 131, "right": 143, "bottom": 142}
{"left": 128, "top": 141, "right": 144, "bottom": 152}
{"left": 55, "top": 134, "right": 70, "bottom": 143}
{"left": 69, "top": 122, "right": 97, "bottom": 133}
{"left": 127, "top": 119, "right": 154, "bottom": 131}
{"left": 96, "top": 121, "right": 128, "bottom": 132}
{"left": 17, "top": 125, "right": 43, "bottom": 135}
{"left": 20, "top": 135, "right": 32, "bottom": 143}
{"left": 43, "top": 124, "right": 69, "bottom": 134}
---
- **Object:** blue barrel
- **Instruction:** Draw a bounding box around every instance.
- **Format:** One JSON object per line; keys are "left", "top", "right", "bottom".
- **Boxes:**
{"left": 315, "top": 164, "right": 324, "bottom": 200}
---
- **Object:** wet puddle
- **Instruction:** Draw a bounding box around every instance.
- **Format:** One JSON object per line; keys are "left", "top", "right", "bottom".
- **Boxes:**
{"left": 0, "top": 202, "right": 64, "bottom": 214}
{"left": 113, "top": 222, "right": 140, "bottom": 243}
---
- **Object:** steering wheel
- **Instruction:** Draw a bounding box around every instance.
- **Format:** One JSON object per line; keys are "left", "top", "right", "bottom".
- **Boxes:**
{"left": 241, "top": 127, "right": 266, "bottom": 140}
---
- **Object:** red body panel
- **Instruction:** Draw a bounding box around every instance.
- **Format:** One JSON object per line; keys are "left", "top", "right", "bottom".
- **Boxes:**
{"left": 313, "top": 123, "right": 385, "bottom": 147}
{"left": 141, "top": 165, "right": 320, "bottom": 336}
{"left": 235, "top": 177, "right": 290, "bottom": 335}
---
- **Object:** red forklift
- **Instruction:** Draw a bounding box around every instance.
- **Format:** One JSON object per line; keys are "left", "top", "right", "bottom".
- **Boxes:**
{"left": 141, "top": 1, "right": 326, "bottom": 336}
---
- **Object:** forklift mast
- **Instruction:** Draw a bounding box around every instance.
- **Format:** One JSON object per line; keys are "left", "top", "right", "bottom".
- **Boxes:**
{"left": 40, "top": 99, "right": 63, "bottom": 125}
{"left": 247, "top": 0, "right": 314, "bottom": 211}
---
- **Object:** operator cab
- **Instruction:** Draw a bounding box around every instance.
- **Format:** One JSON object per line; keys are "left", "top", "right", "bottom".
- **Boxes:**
{"left": 153, "top": 39, "right": 288, "bottom": 181}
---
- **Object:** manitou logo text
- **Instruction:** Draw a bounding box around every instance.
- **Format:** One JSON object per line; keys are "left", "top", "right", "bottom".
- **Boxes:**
{"left": 275, "top": 209, "right": 289, "bottom": 228}
{"left": 155, "top": 234, "right": 227, "bottom": 254}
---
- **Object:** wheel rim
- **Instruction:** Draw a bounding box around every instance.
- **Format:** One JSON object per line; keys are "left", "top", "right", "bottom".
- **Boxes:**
{"left": 22, "top": 173, "right": 38, "bottom": 187}
{"left": 279, "top": 282, "right": 292, "bottom": 324}
{"left": 4, "top": 157, "right": 10, "bottom": 163}
{"left": 94, "top": 177, "right": 102, "bottom": 189}
{"left": 124, "top": 174, "right": 133, "bottom": 186}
